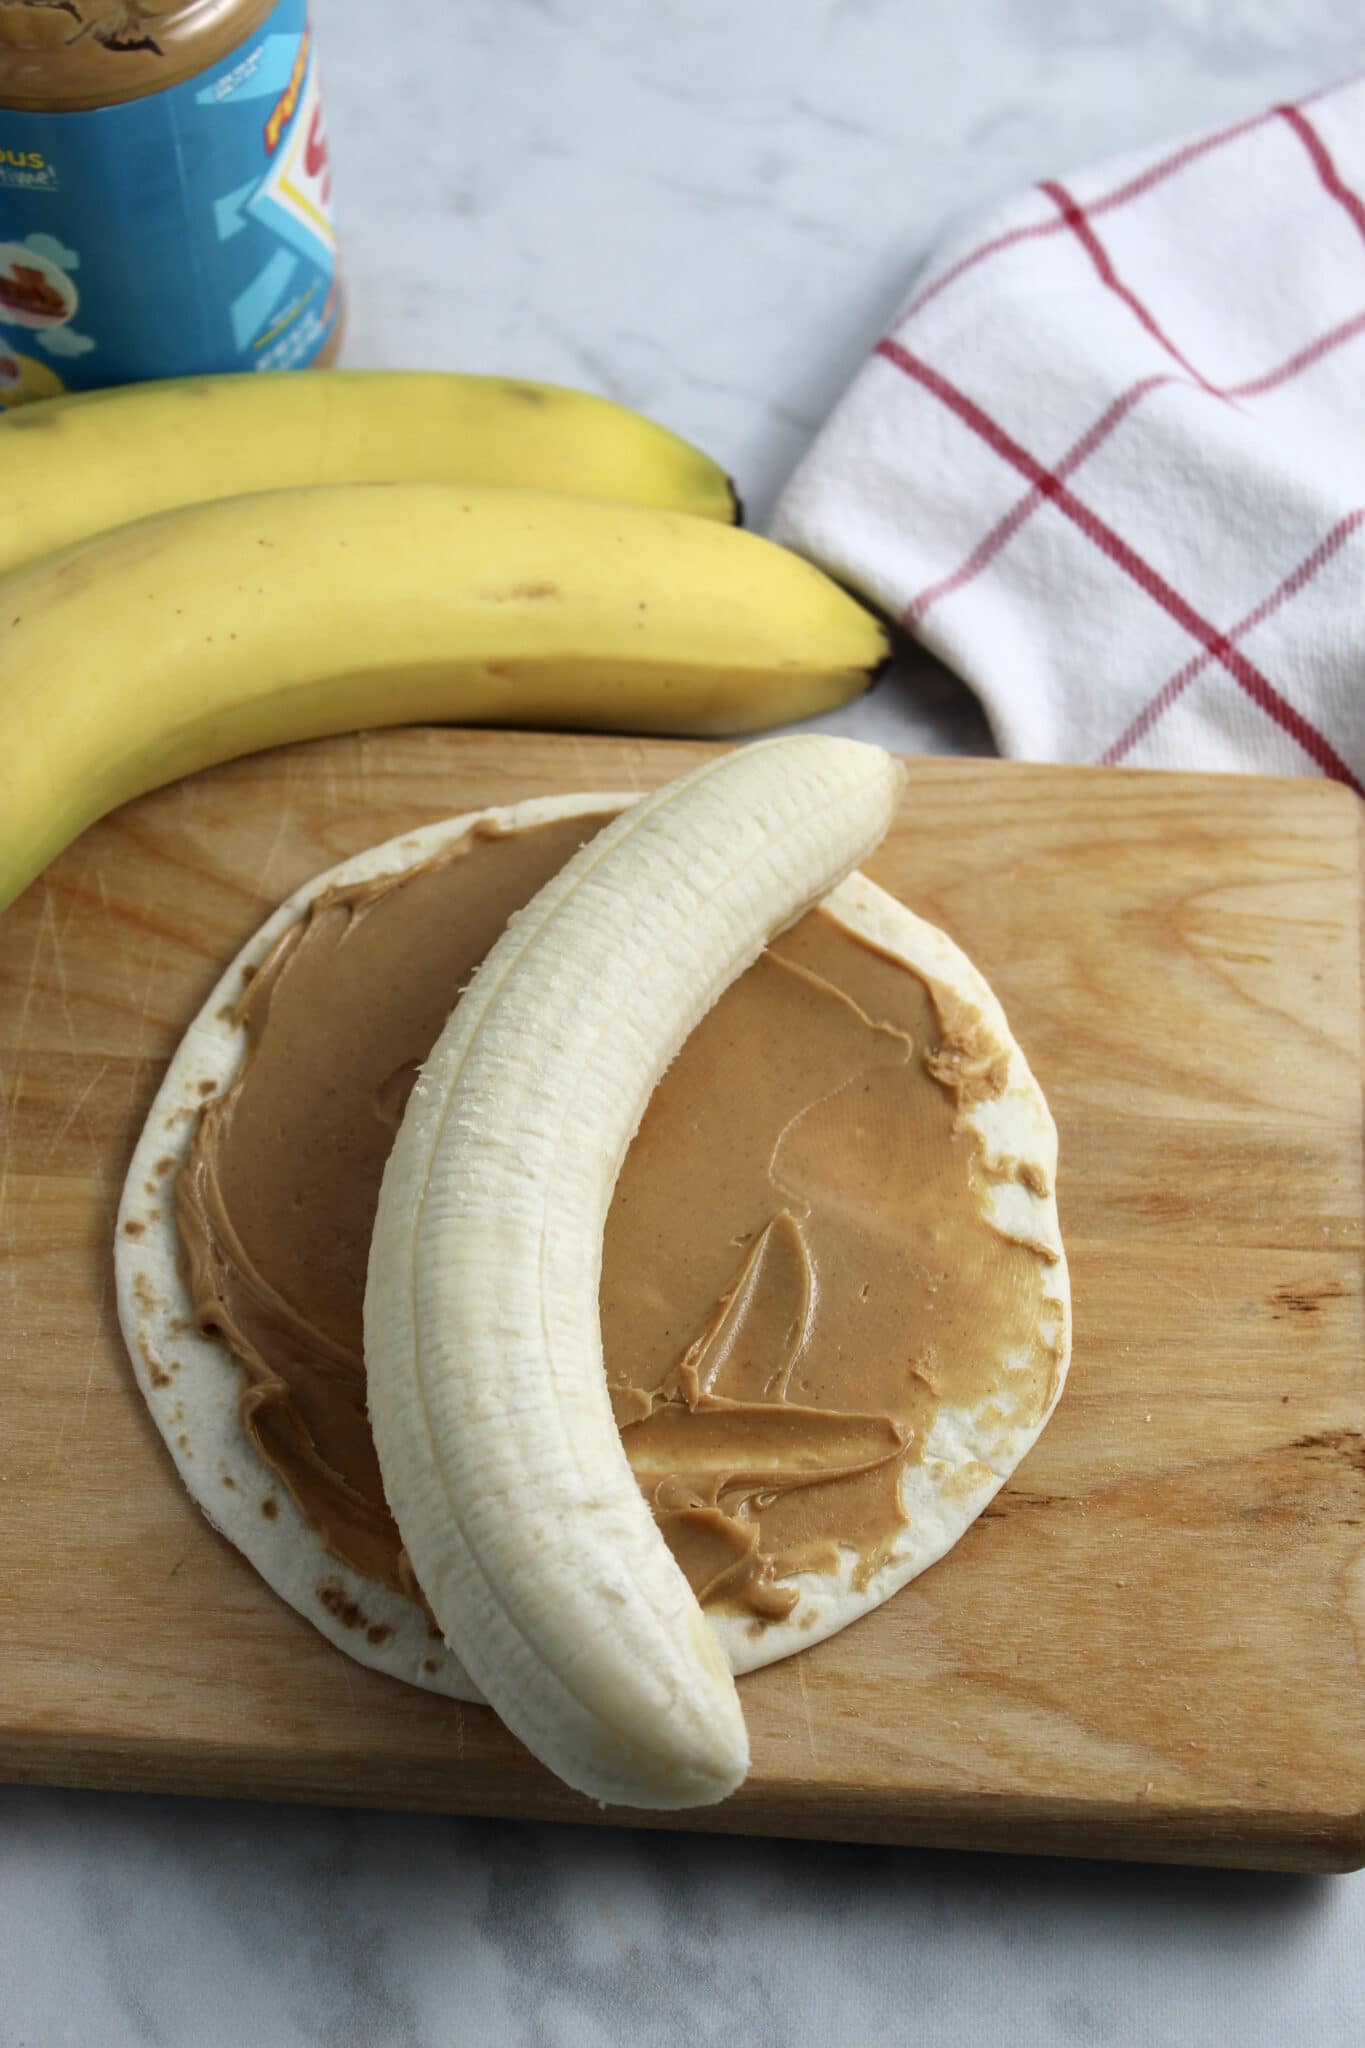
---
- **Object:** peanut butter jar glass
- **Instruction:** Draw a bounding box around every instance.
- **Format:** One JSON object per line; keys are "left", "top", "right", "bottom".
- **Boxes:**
{"left": 0, "top": 1, "right": 343, "bottom": 406}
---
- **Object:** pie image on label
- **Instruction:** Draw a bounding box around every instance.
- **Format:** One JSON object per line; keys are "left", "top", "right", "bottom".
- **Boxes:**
{"left": 115, "top": 794, "right": 1071, "bottom": 1704}
{"left": 0, "top": 245, "right": 77, "bottom": 328}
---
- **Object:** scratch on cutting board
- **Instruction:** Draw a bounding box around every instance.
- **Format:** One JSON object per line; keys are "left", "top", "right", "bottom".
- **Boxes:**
{"left": 795, "top": 1653, "right": 819, "bottom": 1764}
{"left": 1133, "top": 1264, "right": 1211, "bottom": 1306}
{"left": 9, "top": 875, "right": 54, "bottom": 1058}
{"left": 0, "top": 1190, "right": 16, "bottom": 1318}
{"left": 45, "top": 1058, "right": 107, "bottom": 1163}
{"left": 174, "top": 763, "right": 201, "bottom": 828}
{"left": 625, "top": 738, "right": 656, "bottom": 793}
{"left": 74, "top": 1351, "right": 100, "bottom": 1439}
{"left": 0, "top": 1072, "right": 20, "bottom": 1247}
{"left": 116, "top": 893, "right": 141, "bottom": 1010}
{"left": 587, "top": 735, "right": 651, "bottom": 794}
{"left": 567, "top": 733, "right": 606, "bottom": 790}
{"left": 21, "top": 872, "right": 76, "bottom": 1056}
{"left": 135, "top": 931, "right": 165, "bottom": 1059}
{"left": 335, "top": 1653, "right": 359, "bottom": 1717}
{"left": 315, "top": 743, "right": 340, "bottom": 816}
{"left": 256, "top": 798, "right": 294, "bottom": 893}
{"left": 222, "top": 1634, "right": 254, "bottom": 1715}
{"left": 47, "top": 1259, "right": 111, "bottom": 1477}
{"left": 38, "top": 873, "right": 77, "bottom": 1050}
{"left": 75, "top": 1259, "right": 112, "bottom": 1462}
{"left": 58, "top": 868, "right": 87, "bottom": 944}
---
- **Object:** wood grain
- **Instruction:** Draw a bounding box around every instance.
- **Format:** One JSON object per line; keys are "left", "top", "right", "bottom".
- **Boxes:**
{"left": 1, "top": 729, "right": 1361, "bottom": 1871}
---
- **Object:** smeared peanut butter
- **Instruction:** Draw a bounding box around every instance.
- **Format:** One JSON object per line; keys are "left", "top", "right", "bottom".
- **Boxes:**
{"left": 177, "top": 813, "right": 1056, "bottom": 1625}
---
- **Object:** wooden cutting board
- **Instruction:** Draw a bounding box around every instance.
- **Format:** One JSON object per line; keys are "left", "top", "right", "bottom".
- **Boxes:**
{"left": 2, "top": 728, "right": 1361, "bottom": 1873}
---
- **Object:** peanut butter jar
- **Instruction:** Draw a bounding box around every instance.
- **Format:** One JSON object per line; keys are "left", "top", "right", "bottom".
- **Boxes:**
{"left": 0, "top": 1, "right": 343, "bottom": 406}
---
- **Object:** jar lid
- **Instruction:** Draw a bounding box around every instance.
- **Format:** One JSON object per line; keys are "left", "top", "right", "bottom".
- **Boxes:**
{"left": 0, "top": 0, "right": 279, "bottom": 112}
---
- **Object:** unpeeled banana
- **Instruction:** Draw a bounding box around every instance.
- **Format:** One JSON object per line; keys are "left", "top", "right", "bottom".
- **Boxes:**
{"left": 0, "top": 482, "right": 887, "bottom": 911}
{"left": 364, "top": 735, "right": 904, "bottom": 1807}
{"left": 0, "top": 370, "right": 737, "bottom": 578}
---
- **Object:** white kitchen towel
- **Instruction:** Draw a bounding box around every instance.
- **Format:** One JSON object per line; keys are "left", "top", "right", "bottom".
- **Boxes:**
{"left": 771, "top": 78, "right": 1365, "bottom": 794}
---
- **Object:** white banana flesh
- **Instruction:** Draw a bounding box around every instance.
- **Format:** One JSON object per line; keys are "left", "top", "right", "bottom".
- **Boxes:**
{"left": 365, "top": 736, "right": 904, "bottom": 1808}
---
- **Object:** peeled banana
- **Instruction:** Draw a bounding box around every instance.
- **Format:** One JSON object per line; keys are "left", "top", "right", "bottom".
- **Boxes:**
{"left": 365, "top": 735, "right": 904, "bottom": 1807}
{"left": 0, "top": 370, "right": 737, "bottom": 579}
{"left": 0, "top": 482, "right": 888, "bottom": 911}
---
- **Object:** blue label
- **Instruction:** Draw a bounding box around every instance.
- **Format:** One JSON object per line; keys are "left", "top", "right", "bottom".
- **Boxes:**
{"left": 0, "top": 0, "right": 340, "bottom": 404}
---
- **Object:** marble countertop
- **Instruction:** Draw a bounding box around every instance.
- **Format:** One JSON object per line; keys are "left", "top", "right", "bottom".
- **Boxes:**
{"left": 4, "top": 1, "right": 1364, "bottom": 2041}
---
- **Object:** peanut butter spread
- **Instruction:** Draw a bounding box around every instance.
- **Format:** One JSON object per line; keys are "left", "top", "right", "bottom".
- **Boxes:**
{"left": 177, "top": 814, "right": 1057, "bottom": 1625}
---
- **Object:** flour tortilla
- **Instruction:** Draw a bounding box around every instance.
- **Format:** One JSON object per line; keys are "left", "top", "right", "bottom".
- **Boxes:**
{"left": 116, "top": 792, "right": 1070, "bottom": 1703}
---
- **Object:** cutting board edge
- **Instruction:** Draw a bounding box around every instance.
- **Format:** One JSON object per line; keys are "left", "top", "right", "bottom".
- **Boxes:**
{"left": 3, "top": 1736, "right": 1362, "bottom": 1875}
{"left": 179, "top": 720, "right": 1365, "bottom": 799}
